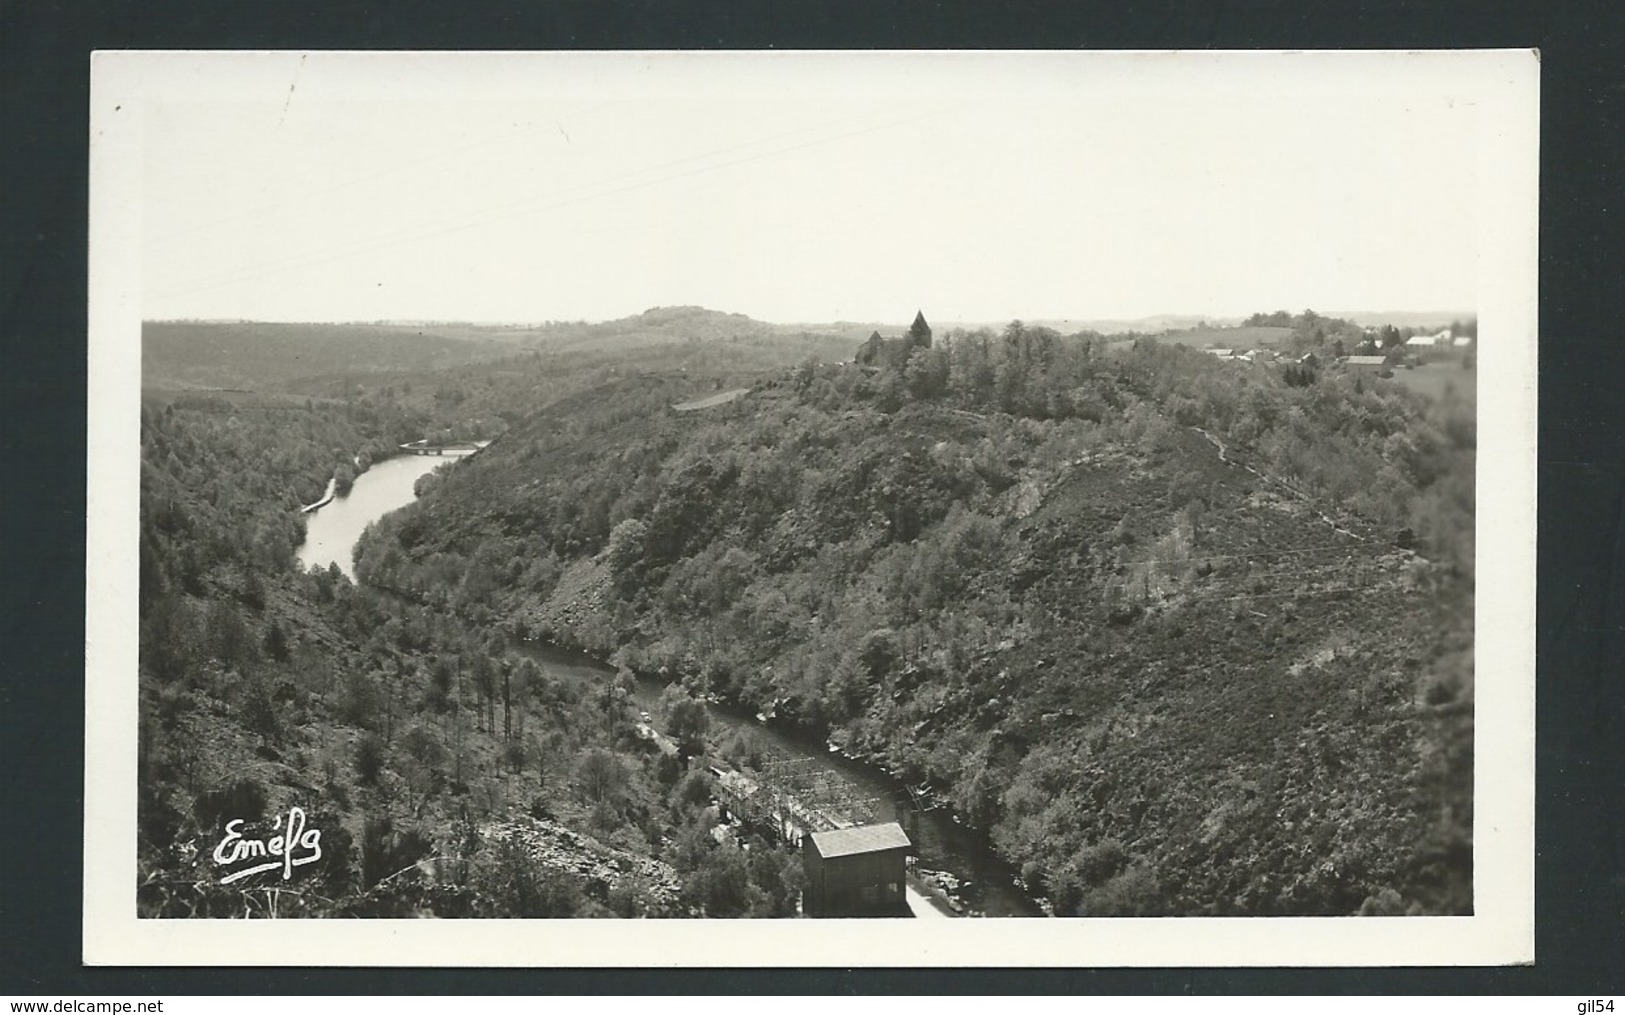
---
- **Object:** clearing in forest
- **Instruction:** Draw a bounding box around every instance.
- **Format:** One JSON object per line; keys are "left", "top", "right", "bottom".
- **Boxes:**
{"left": 672, "top": 388, "right": 750, "bottom": 412}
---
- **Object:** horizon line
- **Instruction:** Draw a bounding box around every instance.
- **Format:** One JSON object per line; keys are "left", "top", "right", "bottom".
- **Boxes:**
{"left": 141, "top": 305, "right": 1480, "bottom": 330}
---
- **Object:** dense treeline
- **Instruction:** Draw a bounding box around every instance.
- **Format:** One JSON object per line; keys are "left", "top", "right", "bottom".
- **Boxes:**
{"left": 138, "top": 395, "right": 430, "bottom": 595}
{"left": 361, "top": 321, "right": 1474, "bottom": 916}
{"left": 138, "top": 390, "right": 806, "bottom": 918}
{"left": 365, "top": 321, "right": 1470, "bottom": 574}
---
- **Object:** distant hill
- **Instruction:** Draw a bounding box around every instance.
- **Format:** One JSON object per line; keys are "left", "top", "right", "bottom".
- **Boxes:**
{"left": 1030, "top": 314, "right": 1245, "bottom": 335}
{"left": 516, "top": 306, "right": 851, "bottom": 359}
{"left": 924, "top": 315, "right": 1246, "bottom": 336}
{"left": 144, "top": 310, "right": 859, "bottom": 394}
{"left": 1140, "top": 325, "right": 1295, "bottom": 350}
{"left": 143, "top": 321, "right": 515, "bottom": 391}
{"left": 934, "top": 313, "right": 1473, "bottom": 337}
{"left": 786, "top": 314, "right": 1251, "bottom": 342}
{"left": 1332, "top": 311, "right": 1476, "bottom": 330}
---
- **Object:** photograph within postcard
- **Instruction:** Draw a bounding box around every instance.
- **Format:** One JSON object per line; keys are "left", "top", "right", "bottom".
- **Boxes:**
{"left": 85, "top": 50, "right": 1536, "bottom": 965}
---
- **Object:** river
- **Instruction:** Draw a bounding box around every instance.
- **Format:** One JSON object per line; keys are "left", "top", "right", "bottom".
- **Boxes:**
{"left": 296, "top": 451, "right": 475, "bottom": 577}
{"left": 294, "top": 444, "right": 1044, "bottom": 917}
{"left": 512, "top": 641, "right": 1043, "bottom": 917}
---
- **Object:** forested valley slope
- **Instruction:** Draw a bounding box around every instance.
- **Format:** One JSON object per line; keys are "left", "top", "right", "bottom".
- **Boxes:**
{"left": 354, "top": 322, "right": 1476, "bottom": 916}
{"left": 137, "top": 312, "right": 847, "bottom": 918}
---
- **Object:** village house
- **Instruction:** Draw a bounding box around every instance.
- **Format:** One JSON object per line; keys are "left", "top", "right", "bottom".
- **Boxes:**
{"left": 1404, "top": 330, "right": 1454, "bottom": 361}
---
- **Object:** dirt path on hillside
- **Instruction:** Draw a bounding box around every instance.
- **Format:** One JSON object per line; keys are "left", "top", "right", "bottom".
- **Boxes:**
{"left": 1191, "top": 426, "right": 1366, "bottom": 542}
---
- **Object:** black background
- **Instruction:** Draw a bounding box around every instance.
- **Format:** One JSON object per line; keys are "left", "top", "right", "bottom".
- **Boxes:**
{"left": 3, "top": 0, "right": 1621, "bottom": 995}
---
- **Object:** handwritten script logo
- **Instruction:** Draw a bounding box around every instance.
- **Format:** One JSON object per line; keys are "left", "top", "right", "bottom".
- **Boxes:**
{"left": 212, "top": 806, "right": 323, "bottom": 885}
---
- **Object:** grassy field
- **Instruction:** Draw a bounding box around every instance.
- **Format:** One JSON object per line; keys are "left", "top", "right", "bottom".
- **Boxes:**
{"left": 1389, "top": 362, "right": 1477, "bottom": 404}
{"left": 672, "top": 388, "right": 751, "bottom": 412}
{"left": 1152, "top": 325, "right": 1294, "bottom": 350}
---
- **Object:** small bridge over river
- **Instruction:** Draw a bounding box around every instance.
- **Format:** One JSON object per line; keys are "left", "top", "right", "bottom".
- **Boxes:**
{"left": 399, "top": 438, "right": 485, "bottom": 456}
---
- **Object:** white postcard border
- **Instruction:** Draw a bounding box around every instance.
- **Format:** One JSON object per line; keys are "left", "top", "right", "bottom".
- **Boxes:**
{"left": 86, "top": 49, "right": 1537, "bottom": 967}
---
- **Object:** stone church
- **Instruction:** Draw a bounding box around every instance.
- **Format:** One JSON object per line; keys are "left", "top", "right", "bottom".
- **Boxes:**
{"left": 855, "top": 310, "right": 932, "bottom": 369}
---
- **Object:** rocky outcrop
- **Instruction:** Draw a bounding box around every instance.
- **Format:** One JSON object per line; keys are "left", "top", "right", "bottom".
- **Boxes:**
{"left": 483, "top": 815, "right": 681, "bottom": 905}
{"left": 520, "top": 557, "right": 611, "bottom": 638}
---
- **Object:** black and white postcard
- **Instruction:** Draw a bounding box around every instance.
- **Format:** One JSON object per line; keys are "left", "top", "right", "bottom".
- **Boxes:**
{"left": 85, "top": 50, "right": 1538, "bottom": 965}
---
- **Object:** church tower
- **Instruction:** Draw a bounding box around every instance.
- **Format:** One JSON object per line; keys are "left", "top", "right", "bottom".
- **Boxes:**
{"left": 907, "top": 310, "right": 932, "bottom": 349}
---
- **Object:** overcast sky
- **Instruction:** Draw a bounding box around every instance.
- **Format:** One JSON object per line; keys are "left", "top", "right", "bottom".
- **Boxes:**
{"left": 137, "top": 52, "right": 1487, "bottom": 325}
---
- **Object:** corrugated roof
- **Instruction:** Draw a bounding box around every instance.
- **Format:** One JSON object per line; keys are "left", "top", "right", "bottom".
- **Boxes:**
{"left": 809, "top": 822, "right": 912, "bottom": 859}
{"left": 1346, "top": 355, "right": 1388, "bottom": 365}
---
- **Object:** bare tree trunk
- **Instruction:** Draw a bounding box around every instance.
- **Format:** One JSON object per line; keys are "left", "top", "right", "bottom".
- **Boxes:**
{"left": 502, "top": 663, "right": 512, "bottom": 743}
{"left": 453, "top": 669, "right": 465, "bottom": 785}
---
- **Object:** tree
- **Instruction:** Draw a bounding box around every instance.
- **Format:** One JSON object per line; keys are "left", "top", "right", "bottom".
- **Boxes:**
{"left": 142, "top": 592, "right": 200, "bottom": 684}
{"left": 238, "top": 671, "right": 282, "bottom": 744}
{"left": 263, "top": 620, "right": 290, "bottom": 662}
{"left": 531, "top": 730, "right": 562, "bottom": 790}
{"left": 660, "top": 684, "right": 711, "bottom": 758}
{"left": 995, "top": 320, "right": 1029, "bottom": 412}
{"left": 681, "top": 840, "right": 754, "bottom": 917}
{"left": 904, "top": 345, "right": 950, "bottom": 401}
{"left": 746, "top": 839, "right": 806, "bottom": 916}
{"left": 501, "top": 659, "right": 513, "bottom": 742}
{"left": 470, "top": 654, "right": 497, "bottom": 733}
{"left": 792, "top": 355, "right": 819, "bottom": 392}
{"left": 510, "top": 658, "right": 540, "bottom": 740}
{"left": 205, "top": 599, "right": 256, "bottom": 668}
{"left": 426, "top": 656, "right": 455, "bottom": 712}
{"left": 400, "top": 724, "right": 448, "bottom": 814}
{"left": 605, "top": 517, "right": 649, "bottom": 595}
{"left": 576, "top": 748, "right": 629, "bottom": 828}
{"left": 354, "top": 732, "right": 387, "bottom": 786}
{"left": 948, "top": 328, "right": 996, "bottom": 404}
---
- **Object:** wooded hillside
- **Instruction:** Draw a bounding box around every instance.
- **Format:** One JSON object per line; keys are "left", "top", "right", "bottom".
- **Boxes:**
{"left": 357, "top": 324, "right": 1475, "bottom": 916}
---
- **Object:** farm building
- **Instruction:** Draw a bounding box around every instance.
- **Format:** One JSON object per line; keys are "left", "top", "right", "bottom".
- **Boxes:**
{"left": 1345, "top": 355, "right": 1388, "bottom": 373}
{"left": 802, "top": 822, "right": 912, "bottom": 917}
